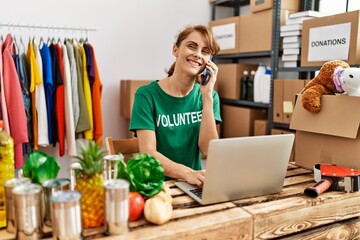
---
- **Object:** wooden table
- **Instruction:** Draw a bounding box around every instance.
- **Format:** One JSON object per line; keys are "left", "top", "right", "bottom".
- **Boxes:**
{"left": 2, "top": 163, "right": 360, "bottom": 239}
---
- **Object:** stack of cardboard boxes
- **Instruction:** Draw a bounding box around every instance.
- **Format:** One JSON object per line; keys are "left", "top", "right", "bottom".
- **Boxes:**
{"left": 210, "top": 1, "right": 360, "bottom": 169}
{"left": 209, "top": 0, "right": 300, "bottom": 55}
{"left": 272, "top": 79, "right": 310, "bottom": 162}
{"left": 216, "top": 63, "right": 268, "bottom": 138}
{"left": 291, "top": 10, "right": 360, "bottom": 169}
{"left": 210, "top": 0, "right": 300, "bottom": 140}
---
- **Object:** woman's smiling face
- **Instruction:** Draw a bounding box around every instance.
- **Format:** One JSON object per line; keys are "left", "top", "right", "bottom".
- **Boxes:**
{"left": 173, "top": 31, "right": 212, "bottom": 76}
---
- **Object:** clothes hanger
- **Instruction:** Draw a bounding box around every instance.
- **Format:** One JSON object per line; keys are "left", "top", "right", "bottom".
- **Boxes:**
{"left": 13, "top": 34, "right": 19, "bottom": 54}
{"left": 32, "top": 36, "right": 36, "bottom": 47}
{"left": 19, "top": 35, "right": 25, "bottom": 54}
{"left": 39, "top": 36, "right": 44, "bottom": 48}
{"left": 83, "top": 30, "right": 88, "bottom": 44}
{"left": 46, "top": 25, "right": 53, "bottom": 45}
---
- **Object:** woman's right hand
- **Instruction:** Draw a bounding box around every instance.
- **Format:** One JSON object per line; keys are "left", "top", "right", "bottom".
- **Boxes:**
{"left": 182, "top": 169, "right": 206, "bottom": 187}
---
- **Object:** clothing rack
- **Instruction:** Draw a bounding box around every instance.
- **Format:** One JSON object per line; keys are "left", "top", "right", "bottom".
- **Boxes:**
{"left": 0, "top": 22, "right": 96, "bottom": 40}
{"left": 0, "top": 22, "right": 96, "bottom": 32}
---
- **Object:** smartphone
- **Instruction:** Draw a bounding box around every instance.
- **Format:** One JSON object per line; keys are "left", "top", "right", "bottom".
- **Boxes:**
{"left": 202, "top": 56, "right": 213, "bottom": 85}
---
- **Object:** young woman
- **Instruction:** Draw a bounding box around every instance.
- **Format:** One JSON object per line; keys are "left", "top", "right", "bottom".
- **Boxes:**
{"left": 130, "top": 25, "right": 221, "bottom": 186}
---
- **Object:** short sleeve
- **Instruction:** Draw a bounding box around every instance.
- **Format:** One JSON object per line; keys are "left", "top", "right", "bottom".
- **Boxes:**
{"left": 213, "top": 90, "right": 222, "bottom": 124}
{"left": 129, "top": 87, "right": 155, "bottom": 135}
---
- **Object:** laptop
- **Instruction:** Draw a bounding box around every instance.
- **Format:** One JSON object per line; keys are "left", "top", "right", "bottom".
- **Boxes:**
{"left": 175, "top": 134, "right": 295, "bottom": 205}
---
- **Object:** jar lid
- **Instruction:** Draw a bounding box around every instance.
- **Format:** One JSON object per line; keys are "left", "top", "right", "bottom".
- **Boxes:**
{"left": 50, "top": 190, "right": 82, "bottom": 203}
{"left": 103, "top": 179, "right": 129, "bottom": 190}
{"left": 4, "top": 178, "right": 31, "bottom": 188}
{"left": 42, "top": 178, "right": 70, "bottom": 189}
{"left": 12, "top": 183, "right": 42, "bottom": 195}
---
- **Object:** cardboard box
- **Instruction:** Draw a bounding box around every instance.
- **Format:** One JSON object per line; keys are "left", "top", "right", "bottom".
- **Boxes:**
{"left": 283, "top": 80, "right": 307, "bottom": 124}
{"left": 221, "top": 105, "right": 268, "bottom": 138}
{"left": 301, "top": 10, "right": 360, "bottom": 67}
{"left": 290, "top": 94, "right": 360, "bottom": 170}
{"left": 120, "top": 80, "right": 153, "bottom": 118}
{"left": 239, "top": 9, "right": 291, "bottom": 53}
{"left": 217, "top": 63, "right": 257, "bottom": 100}
{"left": 271, "top": 128, "right": 295, "bottom": 162}
{"left": 273, "top": 79, "right": 307, "bottom": 124}
{"left": 250, "top": 0, "right": 300, "bottom": 13}
{"left": 209, "top": 16, "right": 240, "bottom": 55}
{"left": 254, "top": 119, "right": 269, "bottom": 136}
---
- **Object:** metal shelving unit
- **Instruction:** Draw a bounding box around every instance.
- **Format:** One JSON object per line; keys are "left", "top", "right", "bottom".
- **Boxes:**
{"left": 211, "top": 0, "right": 281, "bottom": 133}
{"left": 214, "top": 51, "right": 272, "bottom": 59}
{"left": 220, "top": 98, "right": 269, "bottom": 109}
{"left": 212, "top": 0, "right": 250, "bottom": 18}
{"left": 211, "top": 0, "right": 319, "bottom": 133}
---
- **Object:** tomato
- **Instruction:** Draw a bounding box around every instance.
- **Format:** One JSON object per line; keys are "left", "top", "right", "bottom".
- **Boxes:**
{"left": 129, "top": 192, "right": 145, "bottom": 221}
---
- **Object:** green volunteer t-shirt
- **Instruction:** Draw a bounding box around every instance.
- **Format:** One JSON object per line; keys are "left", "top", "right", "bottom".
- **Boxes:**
{"left": 129, "top": 81, "right": 222, "bottom": 174}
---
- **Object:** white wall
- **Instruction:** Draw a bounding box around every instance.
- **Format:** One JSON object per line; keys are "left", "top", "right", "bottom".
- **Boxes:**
{"left": 0, "top": 0, "right": 211, "bottom": 178}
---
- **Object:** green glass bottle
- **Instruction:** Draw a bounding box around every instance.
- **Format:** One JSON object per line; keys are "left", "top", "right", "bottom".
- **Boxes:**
{"left": 0, "top": 120, "right": 15, "bottom": 228}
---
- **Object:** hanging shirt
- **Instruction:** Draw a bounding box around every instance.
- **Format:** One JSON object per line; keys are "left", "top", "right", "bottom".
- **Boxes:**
{"left": 34, "top": 43, "right": 49, "bottom": 146}
{"left": 2, "top": 34, "right": 28, "bottom": 168}
{"left": 65, "top": 42, "right": 80, "bottom": 129}
{"left": 62, "top": 42, "right": 76, "bottom": 156}
{"left": 88, "top": 44, "right": 103, "bottom": 145}
{"left": 0, "top": 39, "right": 11, "bottom": 136}
{"left": 73, "top": 43, "right": 90, "bottom": 138}
{"left": 50, "top": 44, "right": 65, "bottom": 156}
{"left": 83, "top": 44, "right": 94, "bottom": 86}
{"left": 40, "top": 44, "right": 55, "bottom": 145}
{"left": 13, "top": 51, "right": 32, "bottom": 154}
{"left": 79, "top": 44, "right": 93, "bottom": 140}
{"left": 26, "top": 41, "right": 39, "bottom": 150}
{"left": 21, "top": 52, "right": 33, "bottom": 152}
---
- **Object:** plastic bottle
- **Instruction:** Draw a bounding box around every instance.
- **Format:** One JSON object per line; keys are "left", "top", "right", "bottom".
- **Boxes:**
{"left": 240, "top": 70, "right": 249, "bottom": 100}
{"left": 253, "top": 64, "right": 266, "bottom": 102}
{"left": 0, "top": 120, "right": 15, "bottom": 228}
{"left": 247, "top": 70, "right": 256, "bottom": 101}
{"left": 261, "top": 67, "right": 271, "bottom": 104}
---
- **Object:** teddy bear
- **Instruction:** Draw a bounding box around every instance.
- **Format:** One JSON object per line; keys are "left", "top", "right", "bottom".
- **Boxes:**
{"left": 300, "top": 60, "right": 350, "bottom": 113}
{"left": 333, "top": 65, "right": 360, "bottom": 97}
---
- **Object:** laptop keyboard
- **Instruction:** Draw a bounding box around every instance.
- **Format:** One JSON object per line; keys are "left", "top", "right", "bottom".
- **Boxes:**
{"left": 190, "top": 188, "right": 203, "bottom": 199}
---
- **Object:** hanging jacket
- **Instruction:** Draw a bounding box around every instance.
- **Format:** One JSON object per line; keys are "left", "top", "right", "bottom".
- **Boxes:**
{"left": 83, "top": 44, "right": 94, "bottom": 86}
{"left": 13, "top": 50, "right": 32, "bottom": 154}
{"left": 73, "top": 43, "right": 90, "bottom": 138}
{"left": 40, "top": 44, "right": 55, "bottom": 145}
{"left": 2, "top": 34, "right": 28, "bottom": 168}
{"left": 65, "top": 42, "right": 80, "bottom": 129}
{"left": 62, "top": 42, "right": 76, "bottom": 156}
{"left": 88, "top": 44, "right": 103, "bottom": 145}
{"left": 0, "top": 39, "right": 11, "bottom": 136}
{"left": 26, "top": 41, "right": 39, "bottom": 150}
{"left": 79, "top": 44, "right": 93, "bottom": 140}
{"left": 34, "top": 43, "right": 49, "bottom": 146}
{"left": 50, "top": 43, "right": 65, "bottom": 156}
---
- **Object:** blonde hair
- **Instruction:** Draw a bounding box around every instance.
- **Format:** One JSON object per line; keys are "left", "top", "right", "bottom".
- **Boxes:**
{"left": 167, "top": 25, "right": 220, "bottom": 76}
